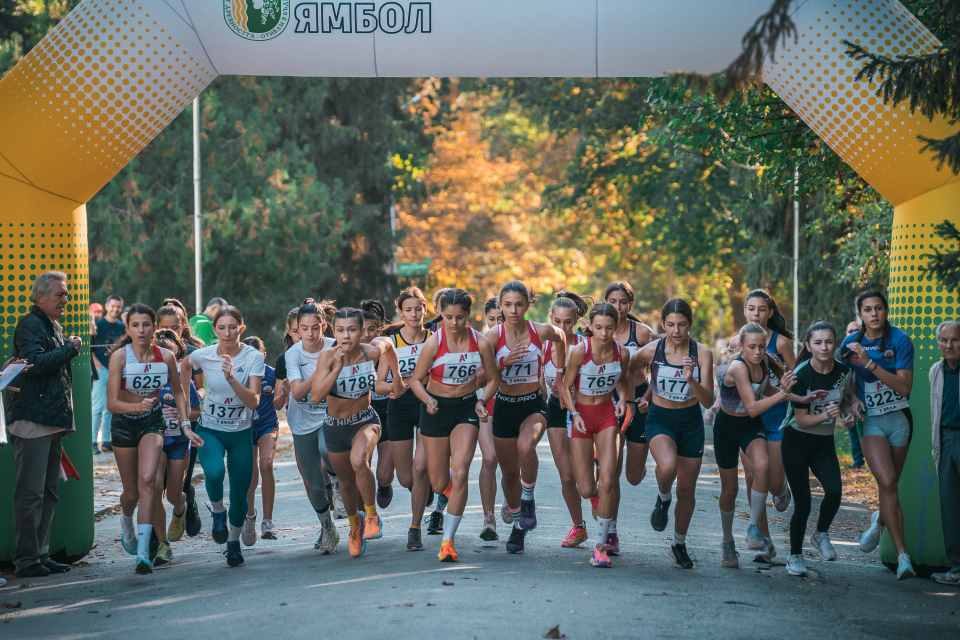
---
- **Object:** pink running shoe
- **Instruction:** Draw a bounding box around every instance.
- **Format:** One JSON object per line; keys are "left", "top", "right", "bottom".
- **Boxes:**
{"left": 590, "top": 491, "right": 599, "bottom": 521}
{"left": 590, "top": 543, "right": 611, "bottom": 568}
{"left": 561, "top": 525, "right": 588, "bottom": 548}
{"left": 605, "top": 532, "right": 620, "bottom": 556}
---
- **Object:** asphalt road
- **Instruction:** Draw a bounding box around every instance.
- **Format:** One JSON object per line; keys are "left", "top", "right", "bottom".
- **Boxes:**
{"left": 1, "top": 428, "right": 958, "bottom": 639}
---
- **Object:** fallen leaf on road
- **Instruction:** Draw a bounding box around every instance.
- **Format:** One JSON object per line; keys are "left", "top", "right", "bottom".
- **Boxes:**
{"left": 1, "top": 602, "right": 22, "bottom": 609}
{"left": 442, "top": 581, "right": 454, "bottom": 586}
{"left": 513, "top": 600, "right": 523, "bottom": 604}
{"left": 543, "top": 625, "right": 566, "bottom": 638}
{"left": 18, "top": 584, "right": 30, "bottom": 589}
{"left": 279, "top": 603, "right": 287, "bottom": 606}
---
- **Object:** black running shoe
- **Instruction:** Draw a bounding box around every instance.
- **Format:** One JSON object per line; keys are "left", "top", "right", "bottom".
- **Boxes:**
{"left": 225, "top": 541, "right": 244, "bottom": 568}
{"left": 185, "top": 499, "right": 201, "bottom": 537}
{"left": 506, "top": 527, "right": 526, "bottom": 554}
{"left": 377, "top": 483, "right": 394, "bottom": 509}
{"left": 426, "top": 511, "right": 443, "bottom": 535}
{"left": 670, "top": 543, "right": 694, "bottom": 569}
{"left": 650, "top": 496, "right": 671, "bottom": 532}
{"left": 209, "top": 506, "right": 229, "bottom": 544}
{"left": 135, "top": 557, "right": 153, "bottom": 575}
{"left": 407, "top": 527, "right": 424, "bottom": 551}
{"left": 427, "top": 488, "right": 435, "bottom": 508}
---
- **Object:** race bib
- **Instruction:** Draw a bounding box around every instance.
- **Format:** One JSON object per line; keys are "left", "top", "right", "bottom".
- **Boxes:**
{"left": 577, "top": 361, "right": 621, "bottom": 397}
{"left": 372, "top": 391, "right": 390, "bottom": 402}
{"left": 336, "top": 360, "right": 377, "bottom": 399}
{"left": 864, "top": 381, "right": 909, "bottom": 417}
{"left": 296, "top": 393, "right": 327, "bottom": 414}
{"left": 160, "top": 388, "right": 181, "bottom": 436}
{"left": 435, "top": 352, "right": 481, "bottom": 386}
{"left": 387, "top": 344, "right": 423, "bottom": 382}
{"left": 203, "top": 396, "right": 248, "bottom": 428}
{"left": 123, "top": 362, "right": 168, "bottom": 397}
{"left": 501, "top": 353, "right": 540, "bottom": 385}
{"left": 809, "top": 388, "right": 842, "bottom": 424}
{"left": 656, "top": 364, "right": 698, "bottom": 402}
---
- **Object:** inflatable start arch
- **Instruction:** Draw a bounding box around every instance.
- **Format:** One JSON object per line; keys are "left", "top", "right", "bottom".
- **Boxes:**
{"left": 0, "top": 0, "right": 956, "bottom": 567}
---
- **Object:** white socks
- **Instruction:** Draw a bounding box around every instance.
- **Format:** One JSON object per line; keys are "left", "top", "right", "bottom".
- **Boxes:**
{"left": 658, "top": 491, "right": 672, "bottom": 502}
{"left": 211, "top": 500, "right": 225, "bottom": 513}
{"left": 673, "top": 531, "right": 686, "bottom": 546}
{"left": 228, "top": 524, "right": 242, "bottom": 542}
{"left": 750, "top": 490, "right": 767, "bottom": 527}
{"left": 136, "top": 524, "right": 152, "bottom": 558}
{"left": 720, "top": 509, "right": 735, "bottom": 543}
{"left": 442, "top": 513, "right": 462, "bottom": 543}
{"left": 596, "top": 518, "right": 612, "bottom": 548}
{"left": 609, "top": 520, "right": 617, "bottom": 534}
{"left": 330, "top": 475, "right": 340, "bottom": 491}
{"left": 521, "top": 480, "right": 536, "bottom": 501}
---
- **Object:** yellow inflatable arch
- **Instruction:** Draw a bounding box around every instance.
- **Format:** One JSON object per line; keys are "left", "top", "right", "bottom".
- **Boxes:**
{"left": 0, "top": 0, "right": 956, "bottom": 567}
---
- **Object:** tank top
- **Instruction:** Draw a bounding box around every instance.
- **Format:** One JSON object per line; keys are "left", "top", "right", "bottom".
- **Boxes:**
{"left": 621, "top": 320, "right": 643, "bottom": 361}
{"left": 719, "top": 356, "right": 768, "bottom": 414}
{"left": 766, "top": 329, "right": 782, "bottom": 388}
{"left": 429, "top": 327, "right": 482, "bottom": 386}
{"left": 121, "top": 344, "right": 168, "bottom": 416}
{"left": 650, "top": 338, "right": 700, "bottom": 403}
{"left": 575, "top": 338, "right": 623, "bottom": 397}
{"left": 495, "top": 320, "right": 544, "bottom": 386}
{"left": 544, "top": 333, "right": 584, "bottom": 393}
{"left": 387, "top": 328, "right": 432, "bottom": 382}
{"left": 329, "top": 348, "right": 377, "bottom": 400}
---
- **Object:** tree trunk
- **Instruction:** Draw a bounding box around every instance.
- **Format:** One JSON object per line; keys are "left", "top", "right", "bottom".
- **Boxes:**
{"left": 728, "top": 262, "right": 747, "bottom": 332}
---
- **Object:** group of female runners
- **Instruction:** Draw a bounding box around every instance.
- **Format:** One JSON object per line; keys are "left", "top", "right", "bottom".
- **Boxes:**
{"left": 102, "top": 282, "right": 918, "bottom": 581}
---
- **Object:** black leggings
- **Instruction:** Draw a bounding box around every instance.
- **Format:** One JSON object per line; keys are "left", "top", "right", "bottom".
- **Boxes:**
{"left": 781, "top": 427, "right": 842, "bottom": 556}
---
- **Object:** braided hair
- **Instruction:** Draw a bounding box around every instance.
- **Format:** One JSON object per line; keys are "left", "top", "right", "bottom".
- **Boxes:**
{"left": 842, "top": 290, "right": 891, "bottom": 360}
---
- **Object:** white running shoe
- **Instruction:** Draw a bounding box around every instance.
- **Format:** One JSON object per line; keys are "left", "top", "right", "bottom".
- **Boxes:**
{"left": 897, "top": 552, "right": 916, "bottom": 580}
{"left": 261, "top": 518, "right": 279, "bottom": 540}
{"left": 754, "top": 537, "right": 777, "bottom": 563}
{"left": 745, "top": 524, "right": 764, "bottom": 550}
{"left": 120, "top": 517, "right": 137, "bottom": 555}
{"left": 860, "top": 510, "right": 884, "bottom": 552}
{"left": 721, "top": 541, "right": 739, "bottom": 568}
{"left": 241, "top": 513, "right": 258, "bottom": 547}
{"left": 787, "top": 554, "right": 807, "bottom": 576}
{"left": 931, "top": 570, "right": 960, "bottom": 586}
{"left": 318, "top": 515, "right": 339, "bottom": 555}
{"left": 774, "top": 487, "right": 791, "bottom": 513}
{"left": 332, "top": 490, "right": 346, "bottom": 519}
{"left": 810, "top": 531, "right": 837, "bottom": 561}
{"left": 501, "top": 503, "right": 513, "bottom": 525}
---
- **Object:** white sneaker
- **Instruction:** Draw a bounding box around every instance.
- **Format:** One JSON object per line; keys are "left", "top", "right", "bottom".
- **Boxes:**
{"left": 786, "top": 554, "right": 807, "bottom": 576}
{"left": 810, "top": 531, "right": 837, "bottom": 561}
{"left": 860, "top": 510, "right": 884, "bottom": 552}
{"left": 753, "top": 537, "right": 777, "bottom": 563}
{"left": 318, "top": 514, "right": 339, "bottom": 555}
{"left": 261, "top": 518, "right": 278, "bottom": 540}
{"left": 501, "top": 503, "right": 513, "bottom": 525}
{"left": 332, "top": 490, "right": 346, "bottom": 519}
{"left": 774, "top": 487, "right": 791, "bottom": 513}
{"left": 120, "top": 517, "right": 137, "bottom": 555}
{"left": 241, "top": 513, "right": 258, "bottom": 547}
{"left": 931, "top": 570, "right": 960, "bottom": 586}
{"left": 745, "top": 524, "right": 764, "bottom": 550}
{"left": 897, "top": 552, "right": 916, "bottom": 580}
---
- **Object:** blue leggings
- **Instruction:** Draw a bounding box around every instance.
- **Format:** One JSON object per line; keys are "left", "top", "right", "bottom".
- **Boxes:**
{"left": 196, "top": 426, "right": 254, "bottom": 529}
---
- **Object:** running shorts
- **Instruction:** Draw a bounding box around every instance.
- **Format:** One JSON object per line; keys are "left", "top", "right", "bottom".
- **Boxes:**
{"left": 387, "top": 394, "right": 422, "bottom": 442}
{"left": 325, "top": 406, "right": 381, "bottom": 453}
{"left": 419, "top": 393, "right": 480, "bottom": 438}
{"left": 163, "top": 437, "right": 191, "bottom": 461}
{"left": 622, "top": 380, "right": 650, "bottom": 445}
{"left": 571, "top": 400, "right": 618, "bottom": 440}
{"left": 713, "top": 410, "right": 766, "bottom": 469}
{"left": 492, "top": 391, "right": 547, "bottom": 439}
{"left": 112, "top": 405, "right": 164, "bottom": 448}
{"left": 761, "top": 402, "right": 788, "bottom": 442}
{"left": 645, "top": 403, "right": 705, "bottom": 458}
{"left": 863, "top": 408, "right": 912, "bottom": 447}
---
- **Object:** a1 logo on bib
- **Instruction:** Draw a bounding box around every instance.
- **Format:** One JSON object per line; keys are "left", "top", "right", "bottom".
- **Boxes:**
{"left": 224, "top": 0, "right": 291, "bottom": 41}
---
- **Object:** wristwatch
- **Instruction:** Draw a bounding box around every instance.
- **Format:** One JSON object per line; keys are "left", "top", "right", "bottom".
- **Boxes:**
{"left": 180, "top": 419, "right": 192, "bottom": 429}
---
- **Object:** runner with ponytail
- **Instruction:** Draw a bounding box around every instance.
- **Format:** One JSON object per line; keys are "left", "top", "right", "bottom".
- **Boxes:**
{"left": 361, "top": 299, "right": 395, "bottom": 508}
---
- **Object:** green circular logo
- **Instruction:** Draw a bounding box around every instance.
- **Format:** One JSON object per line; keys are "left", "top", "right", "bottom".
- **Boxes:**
{"left": 224, "top": 0, "right": 290, "bottom": 41}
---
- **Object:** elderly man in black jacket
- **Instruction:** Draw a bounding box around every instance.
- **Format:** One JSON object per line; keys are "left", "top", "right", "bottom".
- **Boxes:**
{"left": 6, "top": 271, "right": 82, "bottom": 578}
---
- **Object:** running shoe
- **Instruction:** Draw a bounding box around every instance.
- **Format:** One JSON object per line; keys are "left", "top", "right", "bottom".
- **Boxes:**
{"left": 506, "top": 527, "right": 527, "bottom": 554}
{"left": 605, "top": 533, "right": 620, "bottom": 556}
{"left": 241, "top": 513, "right": 258, "bottom": 547}
{"left": 860, "top": 510, "right": 884, "bottom": 552}
{"left": 120, "top": 518, "right": 137, "bottom": 555}
{"left": 101, "top": 441, "right": 113, "bottom": 452}
{"left": 501, "top": 503, "right": 514, "bottom": 525}
{"left": 318, "top": 519, "right": 339, "bottom": 555}
{"left": 561, "top": 525, "right": 588, "bottom": 549}
{"left": 427, "top": 488, "right": 435, "bottom": 508}
{"left": 670, "top": 543, "right": 694, "bottom": 569}
{"left": 896, "top": 552, "right": 916, "bottom": 580}
{"left": 168, "top": 509, "right": 185, "bottom": 542}
{"left": 426, "top": 511, "right": 443, "bottom": 535}
{"left": 931, "top": 570, "right": 960, "bottom": 586}
{"left": 754, "top": 537, "right": 777, "bottom": 563}
{"left": 745, "top": 524, "right": 764, "bottom": 550}
{"left": 589, "top": 491, "right": 599, "bottom": 521}
{"left": 135, "top": 557, "right": 153, "bottom": 575}
{"left": 153, "top": 542, "right": 172, "bottom": 567}
{"left": 377, "top": 483, "right": 394, "bottom": 509}
{"left": 590, "top": 543, "right": 612, "bottom": 568}
{"left": 185, "top": 499, "right": 201, "bottom": 537}
{"left": 786, "top": 554, "right": 807, "bottom": 576}
{"left": 810, "top": 531, "right": 837, "bottom": 561}
{"left": 407, "top": 527, "right": 424, "bottom": 551}
{"left": 774, "top": 487, "right": 792, "bottom": 513}
{"left": 208, "top": 506, "right": 228, "bottom": 544}
{"left": 93, "top": 442, "right": 101, "bottom": 455}
{"left": 364, "top": 513, "right": 383, "bottom": 540}
{"left": 650, "top": 496, "right": 671, "bottom": 532}
{"left": 438, "top": 540, "right": 458, "bottom": 563}
{"left": 261, "top": 518, "right": 278, "bottom": 540}
{"left": 480, "top": 516, "right": 499, "bottom": 542}
{"left": 721, "top": 541, "right": 739, "bottom": 568}
{"left": 225, "top": 540, "right": 244, "bottom": 568}
{"left": 349, "top": 514, "right": 367, "bottom": 558}
{"left": 332, "top": 489, "right": 346, "bottom": 519}
{"left": 518, "top": 498, "right": 537, "bottom": 531}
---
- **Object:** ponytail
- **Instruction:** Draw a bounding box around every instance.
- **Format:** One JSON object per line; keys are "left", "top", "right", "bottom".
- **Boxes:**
{"left": 745, "top": 289, "right": 794, "bottom": 341}
{"left": 282, "top": 307, "right": 299, "bottom": 351}
{"left": 842, "top": 291, "right": 891, "bottom": 360}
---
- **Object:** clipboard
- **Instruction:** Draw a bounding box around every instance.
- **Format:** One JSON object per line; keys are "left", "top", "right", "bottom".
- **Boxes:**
{"left": 0, "top": 363, "right": 26, "bottom": 392}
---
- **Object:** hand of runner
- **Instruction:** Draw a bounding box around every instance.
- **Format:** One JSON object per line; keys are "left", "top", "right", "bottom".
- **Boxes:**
{"left": 161, "top": 405, "right": 177, "bottom": 422}
{"left": 221, "top": 354, "right": 234, "bottom": 381}
{"left": 138, "top": 396, "right": 158, "bottom": 413}
{"left": 572, "top": 413, "right": 586, "bottom": 434}
{"left": 332, "top": 346, "right": 346, "bottom": 368}
{"left": 390, "top": 377, "right": 407, "bottom": 399}
{"left": 796, "top": 389, "right": 828, "bottom": 404}
{"left": 682, "top": 356, "right": 696, "bottom": 382}
{"left": 846, "top": 341, "right": 868, "bottom": 362}
{"left": 183, "top": 425, "right": 204, "bottom": 448}
{"left": 426, "top": 397, "right": 439, "bottom": 414}
{"left": 824, "top": 403, "right": 841, "bottom": 420}
{"left": 635, "top": 397, "right": 649, "bottom": 414}
{"left": 778, "top": 370, "right": 797, "bottom": 395}
{"left": 501, "top": 347, "right": 527, "bottom": 368}
{"left": 475, "top": 399, "right": 489, "bottom": 420}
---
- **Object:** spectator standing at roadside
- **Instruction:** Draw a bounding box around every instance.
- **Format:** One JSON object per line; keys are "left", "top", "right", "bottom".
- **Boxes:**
{"left": 91, "top": 295, "right": 124, "bottom": 453}
{"left": 6, "top": 271, "right": 81, "bottom": 578}
{"left": 845, "top": 320, "right": 865, "bottom": 468}
{"left": 930, "top": 321, "right": 960, "bottom": 586}
{"left": 189, "top": 297, "right": 227, "bottom": 347}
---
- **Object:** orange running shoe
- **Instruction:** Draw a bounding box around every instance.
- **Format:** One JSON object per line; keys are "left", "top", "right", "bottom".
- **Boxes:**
{"left": 349, "top": 513, "right": 367, "bottom": 558}
{"left": 561, "top": 525, "right": 588, "bottom": 548}
{"left": 590, "top": 543, "right": 611, "bottom": 568}
{"left": 438, "top": 540, "right": 458, "bottom": 563}
{"left": 364, "top": 513, "right": 382, "bottom": 540}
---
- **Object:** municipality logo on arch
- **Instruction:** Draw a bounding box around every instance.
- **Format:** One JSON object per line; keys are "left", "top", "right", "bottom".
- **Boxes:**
{"left": 225, "top": 0, "right": 292, "bottom": 41}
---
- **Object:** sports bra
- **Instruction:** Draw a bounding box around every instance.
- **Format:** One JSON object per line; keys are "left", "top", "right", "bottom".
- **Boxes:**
{"left": 719, "top": 356, "right": 768, "bottom": 414}
{"left": 495, "top": 320, "right": 544, "bottom": 386}
{"left": 329, "top": 348, "right": 377, "bottom": 400}
{"left": 429, "top": 327, "right": 482, "bottom": 386}
{"left": 544, "top": 333, "right": 584, "bottom": 393}
{"left": 575, "top": 338, "right": 622, "bottom": 397}
{"left": 650, "top": 338, "right": 700, "bottom": 403}
{"left": 387, "top": 328, "right": 432, "bottom": 382}
{"left": 620, "top": 320, "right": 643, "bottom": 360}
